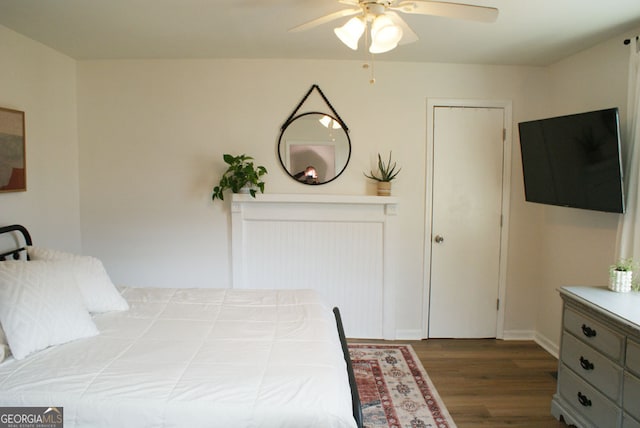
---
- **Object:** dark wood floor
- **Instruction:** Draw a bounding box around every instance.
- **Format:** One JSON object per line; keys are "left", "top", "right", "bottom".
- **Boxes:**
{"left": 349, "top": 338, "right": 570, "bottom": 428}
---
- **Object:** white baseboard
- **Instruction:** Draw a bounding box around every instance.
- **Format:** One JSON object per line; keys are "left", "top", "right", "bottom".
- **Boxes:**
{"left": 392, "top": 328, "right": 560, "bottom": 358}
{"left": 501, "top": 329, "right": 535, "bottom": 340}
{"left": 394, "top": 329, "right": 423, "bottom": 340}
{"left": 534, "top": 331, "right": 559, "bottom": 359}
{"left": 502, "top": 329, "right": 559, "bottom": 358}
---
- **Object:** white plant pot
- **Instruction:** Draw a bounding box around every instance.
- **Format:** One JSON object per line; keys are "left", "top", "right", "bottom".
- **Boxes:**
{"left": 609, "top": 270, "right": 633, "bottom": 293}
{"left": 238, "top": 184, "right": 257, "bottom": 194}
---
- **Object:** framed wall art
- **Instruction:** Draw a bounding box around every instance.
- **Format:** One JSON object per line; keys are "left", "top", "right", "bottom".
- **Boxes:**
{"left": 0, "top": 107, "right": 26, "bottom": 193}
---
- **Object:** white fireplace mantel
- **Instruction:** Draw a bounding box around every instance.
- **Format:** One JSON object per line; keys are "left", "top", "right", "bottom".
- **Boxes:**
{"left": 231, "top": 193, "right": 399, "bottom": 214}
{"left": 231, "top": 193, "right": 398, "bottom": 339}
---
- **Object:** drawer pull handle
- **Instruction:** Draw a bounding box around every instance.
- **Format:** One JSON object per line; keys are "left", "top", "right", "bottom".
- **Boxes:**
{"left": 577, "top": 392, "right": 592, "bottom": 407}
{"left": 581, "top": 324, "right": 597, "bottom": 338}
{"left": 579, "top": 356, "right": 594, "bottom": 371}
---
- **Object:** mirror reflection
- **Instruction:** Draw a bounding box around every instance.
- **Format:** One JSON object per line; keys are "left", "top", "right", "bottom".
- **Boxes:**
{"left": 278, "top": 112, "right": 351, "bottom": 185}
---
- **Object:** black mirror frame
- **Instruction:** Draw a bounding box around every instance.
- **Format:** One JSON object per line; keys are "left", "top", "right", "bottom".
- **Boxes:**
{"left": 278, "top": 84, "right": 351, "bottom": 186}
{"left": 278, "top": 111, "right": 351, "bottom": 185}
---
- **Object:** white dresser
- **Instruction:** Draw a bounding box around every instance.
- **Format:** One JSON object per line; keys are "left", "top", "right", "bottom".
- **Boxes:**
{"left": 552, "top": 286, "right": 640, "bottom": 428}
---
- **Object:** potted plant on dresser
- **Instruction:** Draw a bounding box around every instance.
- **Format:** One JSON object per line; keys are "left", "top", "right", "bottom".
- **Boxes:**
{"left": 212, "top": 154, "right": 267, "bottom": 201}
{"left": 608, "top": 258, "right": 637, "bottom": 292}
{"left": 364, "top": 151, "right": 401, "bottom": 196}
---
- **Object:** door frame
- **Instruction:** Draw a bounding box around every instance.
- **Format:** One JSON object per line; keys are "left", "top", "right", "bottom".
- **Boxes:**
{"left": 422, "top": 98, "right": 513, "bottom": 339}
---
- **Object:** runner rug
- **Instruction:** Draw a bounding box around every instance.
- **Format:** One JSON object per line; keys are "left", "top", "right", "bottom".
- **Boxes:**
{"left": 348, "top": 344, "right": 457, "bottom": 428}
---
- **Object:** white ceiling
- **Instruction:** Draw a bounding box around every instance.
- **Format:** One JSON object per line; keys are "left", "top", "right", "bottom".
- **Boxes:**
{"left": 1, "top": 0, "right": 640, "bottom": 66}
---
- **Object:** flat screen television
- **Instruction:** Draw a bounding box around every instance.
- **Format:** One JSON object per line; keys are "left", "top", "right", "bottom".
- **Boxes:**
{"left": 518, "top": 108, "right": 625, "bottom": 213}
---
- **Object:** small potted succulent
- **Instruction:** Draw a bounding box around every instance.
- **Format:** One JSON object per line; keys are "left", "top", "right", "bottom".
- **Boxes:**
{"left": 212, "top": 154, "right": 267, "bottom": 201}
{"left": 608, "top": 258, "right": 637, "bottom": 293}
{"left": 364, "top": 151, "right": 401, "bottom": 196}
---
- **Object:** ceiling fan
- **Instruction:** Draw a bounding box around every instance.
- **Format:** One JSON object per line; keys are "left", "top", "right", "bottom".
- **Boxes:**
{"left": 290, "top": 0, "right": 498, "bottom": 54}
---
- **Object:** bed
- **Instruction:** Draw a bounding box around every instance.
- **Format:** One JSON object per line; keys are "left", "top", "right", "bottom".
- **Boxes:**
{"left": 0, "top": 224, "right": 362, "bottom": 428}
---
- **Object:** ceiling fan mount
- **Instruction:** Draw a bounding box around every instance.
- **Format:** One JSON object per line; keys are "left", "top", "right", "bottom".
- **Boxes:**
{"left": 359, "top": 1, "right": 391, "bottom": 17}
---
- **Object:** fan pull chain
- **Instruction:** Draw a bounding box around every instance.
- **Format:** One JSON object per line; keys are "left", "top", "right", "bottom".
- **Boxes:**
{"left": 361, "top": 21, "right": 376, "bottom": 84}
{"left": 366, "top": 54, "right": 376, "bottom": 84}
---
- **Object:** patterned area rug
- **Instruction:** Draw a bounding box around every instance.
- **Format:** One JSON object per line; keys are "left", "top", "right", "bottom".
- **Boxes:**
{"left": 348, "top": 344, "right": 456, "bottom": 428}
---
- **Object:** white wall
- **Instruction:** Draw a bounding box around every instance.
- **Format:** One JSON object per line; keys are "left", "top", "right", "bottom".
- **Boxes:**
{"left": 0, "top": 26, "right": 81, "bottom": 251}
{"left": 531, "top": 32, "right": 634, "bottom": 353}
{"left": 76, "top": 58, "right": 547, "bottom": 337}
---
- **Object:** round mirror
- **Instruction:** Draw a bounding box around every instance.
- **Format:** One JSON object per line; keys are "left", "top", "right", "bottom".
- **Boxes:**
{"left": 278, "top": 112, "right": 351, "bottom": 185}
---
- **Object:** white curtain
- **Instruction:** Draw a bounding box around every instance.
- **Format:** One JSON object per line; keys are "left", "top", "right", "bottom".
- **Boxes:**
{"left": 617, "top": 37, "right": 640, "bottom": 259}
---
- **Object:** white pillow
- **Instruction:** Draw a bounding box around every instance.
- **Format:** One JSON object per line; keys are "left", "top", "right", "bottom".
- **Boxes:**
{"left": 0, "top": 260, "right": 99, "bottom": 360}
{"left": 0, "top": 325, "right": 10, "bottom": 362}
{"left": 28, "top": 246, "right": 129, "bottom": 313}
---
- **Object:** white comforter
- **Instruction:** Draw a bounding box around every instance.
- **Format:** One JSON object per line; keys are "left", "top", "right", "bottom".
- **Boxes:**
{"left": 0, "top": 288, "right": 357, "bottom": 428}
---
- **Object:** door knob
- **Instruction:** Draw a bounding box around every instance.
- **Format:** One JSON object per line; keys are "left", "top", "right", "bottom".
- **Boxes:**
{"left": 434, "top": 235, "right": 444, "bottom": 243}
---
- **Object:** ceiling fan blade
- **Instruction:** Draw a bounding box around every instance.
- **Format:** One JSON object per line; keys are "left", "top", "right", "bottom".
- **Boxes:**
{"left": 289, "top": 8, "right": 360, "bottom": 32}
{"left": 385, "top": 11, "right": 419, "bottom": 45}
{"left": 392, "top": 1, "right": 498, "bottom": 23}
{"left": 338, "top": 0, "right": 359, "bottom": 6}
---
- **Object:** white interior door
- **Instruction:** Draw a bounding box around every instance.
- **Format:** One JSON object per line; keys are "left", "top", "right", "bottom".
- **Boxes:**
{"left": 428, "top": 106, "right": 505, "bottom": 338}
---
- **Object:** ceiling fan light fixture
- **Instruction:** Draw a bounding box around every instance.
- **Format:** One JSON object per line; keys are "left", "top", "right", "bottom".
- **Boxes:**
{"left": 369, "top": 39, "right": 399, "bottom": 54}
{"left": 369, "top": 14, "right": 403, "bottom": 53}
{"left": 334, "top": 16, "right": 365, "bottom": 50}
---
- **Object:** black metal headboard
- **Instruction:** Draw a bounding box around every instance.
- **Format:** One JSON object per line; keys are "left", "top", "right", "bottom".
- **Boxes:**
{"left": 0, "top": 224, "right": 32, "bottom": 261}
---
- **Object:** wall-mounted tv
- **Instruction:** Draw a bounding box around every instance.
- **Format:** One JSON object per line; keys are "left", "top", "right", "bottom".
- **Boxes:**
{"left": 518, "top": 108, "right": 625, "bottom": 213}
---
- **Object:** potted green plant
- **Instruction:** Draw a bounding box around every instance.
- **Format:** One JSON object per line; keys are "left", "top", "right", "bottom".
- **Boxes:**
{"left": 364, "top": 151, "right": 401, "bottom": 196}
{"left": 608, "top": 258, "right": 637, "bottom": 293}
{"left": 212, "top": 154, "right": 267, "bottom": 201}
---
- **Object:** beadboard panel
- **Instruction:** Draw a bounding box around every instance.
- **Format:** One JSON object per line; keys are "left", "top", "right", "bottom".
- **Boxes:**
{"left": 231, "top": 194, "right": 398, "bottom": 338}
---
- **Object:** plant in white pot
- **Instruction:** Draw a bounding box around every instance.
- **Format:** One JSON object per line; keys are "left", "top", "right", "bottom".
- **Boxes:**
{"left": 608, "top": 258, "right": 637, "bottom": 293}
{"left": 364, "top": 151, "right": 401, "bottom": 196}
{"left": 212, "top": 154, "right": 267, "bottom": 201}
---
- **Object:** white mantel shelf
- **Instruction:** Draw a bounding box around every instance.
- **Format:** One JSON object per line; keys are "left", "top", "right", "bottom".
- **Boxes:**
{"left": 231, "top": 193, "right": 399, "bottom": 205}
{"left": 231, "top": 193, "right": 399, "bottom": 216}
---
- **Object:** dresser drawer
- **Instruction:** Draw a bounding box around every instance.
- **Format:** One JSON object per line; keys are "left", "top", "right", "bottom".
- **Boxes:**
{"left": 564, "top": 307, "right": 624, "bottom": 362}
{"left": 559, "top": 364, "right": 621, "bottom": 428}
{"left": 624, "top": 372, "right": 640, "bottom": 421}
{"left": 561, "top": 332, "right": 623, "bottom": 402}
{"left": 627, "top": 339, "right": 640, "bottom": 377}
{"left": 623, "top": 414, "right": 640, "bottom": 428}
